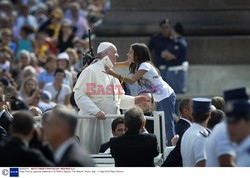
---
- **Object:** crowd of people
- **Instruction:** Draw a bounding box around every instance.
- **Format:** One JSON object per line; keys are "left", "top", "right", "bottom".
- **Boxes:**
{"left": 0, "top": 0, "right": 249, "bottom": 168}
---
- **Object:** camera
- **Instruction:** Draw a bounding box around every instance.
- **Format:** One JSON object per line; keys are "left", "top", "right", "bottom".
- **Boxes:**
{"left": 82, "top": 50, "right": 95, "bottom": 65}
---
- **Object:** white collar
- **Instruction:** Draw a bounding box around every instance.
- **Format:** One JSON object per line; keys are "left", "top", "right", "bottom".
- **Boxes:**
{"left": 54, "top": 138, "right": 76, "bottom": 163}
{"left": 180, "top": 117, "right": 192, "bottom": 126}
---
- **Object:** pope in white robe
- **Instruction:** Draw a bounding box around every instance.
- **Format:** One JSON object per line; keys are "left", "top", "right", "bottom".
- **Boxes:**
{"left": 73, "top": 42, "right": 140, "bottom": 153}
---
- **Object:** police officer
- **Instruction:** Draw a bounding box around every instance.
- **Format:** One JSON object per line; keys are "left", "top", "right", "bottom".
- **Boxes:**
{"left": 205, "top": 87, "right": 249, "bottom": 167}
{"left": 227, "top": 101, "right": 250, "bottom": 166}
{"left": 181, "top": 98, "right": 212, "bottom": 167}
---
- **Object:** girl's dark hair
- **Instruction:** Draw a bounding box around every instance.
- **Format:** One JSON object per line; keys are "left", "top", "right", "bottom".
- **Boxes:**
{"left": 129, "top": 43, "right": 159, "bottom": 85}
{"left": 129, "top": 43, "right": 152, "bottom": 74}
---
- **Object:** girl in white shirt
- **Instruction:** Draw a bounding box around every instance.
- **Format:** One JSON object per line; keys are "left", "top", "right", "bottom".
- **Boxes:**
{"left": 104, "top": 43, "right": 176, "bottom": 145}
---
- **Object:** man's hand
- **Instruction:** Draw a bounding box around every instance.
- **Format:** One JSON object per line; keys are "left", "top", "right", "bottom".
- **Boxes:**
{"left": 171, "top": 134, "right": 179, "bottom": 146}
{"left": 135, "top": 95, "right": 147, "bottom": 105}
{"left": 95, "top": 111, "right": 106, "bottom": 120}
{"left": 161, "top": 50, "right": 176, "bottom": 61}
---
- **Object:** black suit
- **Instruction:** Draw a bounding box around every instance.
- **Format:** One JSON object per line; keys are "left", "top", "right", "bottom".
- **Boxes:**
{"left": 99, "top": 141, "right": 110, "bottom": 153}
{"left": 0, "top": 137, "right": 54, "bottom": 167}
{"left": 110, "top": 131, "right": 159, "bottom": 167}
{"left": 175, "top": 118, "right": 191, "bottom": 135}
{"left": 0, "top": 111, "right": 12, "bottom": 132}
{"left": 57, "top": 142, "right": 95, "bottom": 167}
{"left": 161, "top": 126, "right": 190, "bottom": 167}
{"left": 0, "top": 126, "right": 7, "bottom": 143}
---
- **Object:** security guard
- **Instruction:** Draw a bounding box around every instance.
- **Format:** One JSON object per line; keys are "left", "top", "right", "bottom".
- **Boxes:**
{"left": 227, "top": 101, "right": 250, "bottom": 166}
{"left": 181, "top": 98, "right": 212, "bottom": 167}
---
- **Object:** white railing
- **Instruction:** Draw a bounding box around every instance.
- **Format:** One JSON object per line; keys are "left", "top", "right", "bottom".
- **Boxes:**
{"left": 79, "top": 111, "right": 167, "bottom": 166}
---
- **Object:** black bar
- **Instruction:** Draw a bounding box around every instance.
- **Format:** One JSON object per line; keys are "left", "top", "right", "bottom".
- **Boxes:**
{"left": 159, "top": 115, "right": 164, "bottom": 154}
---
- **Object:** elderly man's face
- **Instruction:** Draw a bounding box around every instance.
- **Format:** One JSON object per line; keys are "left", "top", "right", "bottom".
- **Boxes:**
{"left": 106, "top": 46, "right": 119, "bottom": 66}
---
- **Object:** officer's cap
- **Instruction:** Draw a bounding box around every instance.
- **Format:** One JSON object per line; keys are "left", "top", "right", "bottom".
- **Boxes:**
{"left": 192, "top": 98, "right": 212, "bottom": 113}
{"left": 223, "top": 87, "right": 249, "bottom": 102}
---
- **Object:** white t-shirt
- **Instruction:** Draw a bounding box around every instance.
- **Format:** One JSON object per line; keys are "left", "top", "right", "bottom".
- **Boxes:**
{"left": 181, "top": 123, "right": 208, "bottom": 167}
{"left": 138, "top": 62, "right": 174, "bottom": 102}
{"left": 205, "top": 121, "right": 236, "bottom": 167}
{"left": 43, "top": 83, "right": 71, "bottom": 105}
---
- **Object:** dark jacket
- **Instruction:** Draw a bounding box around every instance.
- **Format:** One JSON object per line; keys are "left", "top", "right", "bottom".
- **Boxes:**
{"left": 175, "top": 118, "right": 191, "bottom": 135}
{"left": 0, "top": 111, "right": 12, "bottom": 133}
{"left": 99, "top": 141, "right": 110, "bottom": 153}
{"left": 0, "top": 137, "right": 54, "bottom": 167}
{"left": 0, "top": 126, "right": 7, "bottom": 143}
{"left": 110, "top": 130, "right": 159, "bottom": 167}
{"left": 57, "top": 142, "right": 95, "bottom": 167}
{"left": 161, "top": 126, "right": 190, "bottom": 167}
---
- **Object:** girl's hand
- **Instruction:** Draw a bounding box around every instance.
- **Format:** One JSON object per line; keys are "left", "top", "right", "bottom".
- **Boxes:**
{"left": 104, "top": 65, "right": 114, "bottom": 76}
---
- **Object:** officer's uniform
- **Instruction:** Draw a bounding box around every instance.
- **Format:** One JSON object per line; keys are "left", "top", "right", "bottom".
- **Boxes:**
{"left": 205, "top": 121, "right": 236, "bottom": 167}
{"left": 181, "top": 123, "right": 209, "bottom": 167}
{"left": 236, "top": 136, "right": 250, "bottom": 166}
{"left": 180, "top": 97, "right": 211, "bottom": 167}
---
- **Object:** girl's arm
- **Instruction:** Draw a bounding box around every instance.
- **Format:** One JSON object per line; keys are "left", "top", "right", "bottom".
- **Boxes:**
{"left": 104, "top": 65, "right": 147, "bottom": 84}
{"left": 114, "top": 60, "right": 130, "bottom": 68}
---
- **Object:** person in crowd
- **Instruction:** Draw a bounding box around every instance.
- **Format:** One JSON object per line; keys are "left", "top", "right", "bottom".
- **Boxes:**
{"left": 0, "top": 28, "right": 16, "bottom": 54}
{"left": 0, "top": 48, "right": 11, "bottom": 72}
{"left": 227, "top": 101, "right": 250, "bottom": 166}
{"left": 99, "top": 117, "right": 126, "bottom": 153}
{"left": 37, "top": 54, "right": 57, "bottom": 89}
{"left": 110, "top": 106, "right": 159, "bottom": 167}
{"left": 43, "top": 68, "right": 71, "bottom": 106}
{"left": 0, "top": 94, "right": 13, "bottom": 133}
{"left": 15, "top": 25, "right": 36, "bottom": 56}
{"left": 57, "top": 52, "right": 74, "bottom": 87}
{"left": 65, "top": 2, "right": 89, "bottom": 38}
{"left": 211, "top": 96, "right": 225, "bottom": 111}
{"left": 44, "top": 105, "right": 94, "bottom": 166}
{"left": 181, "top": 98, "right": 212, "bottom": 167}
{"left": 17, "top": 50, "right": 31, "bottom": 69}
{"left": 57, "top": 19, "right": 75, "bottom": 53}
{"left": 161, "top": 98, "right": 192, "bottom": 167}
{"left": 38, "top": 8, "right": 63, "bottom": 40}
{"left": 39, "top": 90, "right": 57, "bottom": 112}
{"left": 205, "top": 87, "right": 249, "bottom": 167}
{"left": 65, "top": 48, "right": 78, "bottom": 84}
{"left": 175, "top": 98, "right": 193, "bottom": 136}
{"left": 207, "top": 109, "right": 224, "bottom": 131}
{"left": 136, "top": 92, "right": 155, "bottom": 133}
{"left": 19, "top": 77, "right": 39, "bottom": 105}
{"left": 73, "top": 42, "right": 147, "bottom": 153}
{"left": 29, "top": 106, "right": 42, "bottom": 117}
{"left": 0, "top": 111, "right": 54, "bottom": 167}
{"left": 104, "top": 43, "right": 176, "bottom": 145}
{"left": 14, "top": 4, "right": 38, "bottom": 38}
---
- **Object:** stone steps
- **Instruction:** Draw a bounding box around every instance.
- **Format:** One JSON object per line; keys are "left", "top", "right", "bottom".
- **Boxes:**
{"left": 111, "top": 0, "right": 250, "bottom": 11}
{"left": 93, "top": 36, "right": 250, "bottom": 64}
{"left": 95, "top": 10, "right": 250, "bottom": 36}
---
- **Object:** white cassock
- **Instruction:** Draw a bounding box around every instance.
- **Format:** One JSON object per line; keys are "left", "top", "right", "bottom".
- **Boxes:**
{"left": 73, "top": 59, "right": 135, "bottom": 153}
